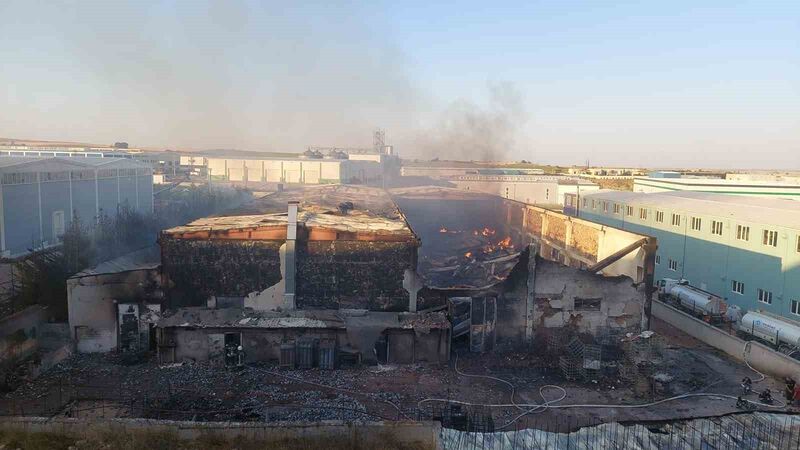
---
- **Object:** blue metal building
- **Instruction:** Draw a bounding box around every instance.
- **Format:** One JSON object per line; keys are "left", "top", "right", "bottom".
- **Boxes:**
{"left": 567, "top": 190, "right": 800, "bottom": 320}
{"left": 0, "top": 157, "right": 153, "bottom": 258}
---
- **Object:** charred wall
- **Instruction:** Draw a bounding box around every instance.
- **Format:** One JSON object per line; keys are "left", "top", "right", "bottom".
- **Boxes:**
{"left": 296, "top": 241, "right": 416, "bottom": 311}
{"left": 160, "top": 238, "right": 283, "bottom": 307}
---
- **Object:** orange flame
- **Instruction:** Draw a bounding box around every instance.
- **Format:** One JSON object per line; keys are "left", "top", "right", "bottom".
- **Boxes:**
{"left": 440, "top": 227, "right": 448, "bottom": 233}
{"left": 464, "top": 251, "right": 473, "bottom": 258}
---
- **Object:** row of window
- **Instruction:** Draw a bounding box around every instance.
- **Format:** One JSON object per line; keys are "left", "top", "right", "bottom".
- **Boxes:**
{"left": 655, "top": 255, "right": 800, "bottom": 316}
{"left": 584, "top": 198, "right": 798, "bottom": 251}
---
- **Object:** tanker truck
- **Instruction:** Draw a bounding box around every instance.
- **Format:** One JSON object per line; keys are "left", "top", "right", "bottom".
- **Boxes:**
{"left": 739, "top": 311, "right": 800, "bottom": 350}
{"left": 657, "top": 278, "right": 727, "bottom": 323}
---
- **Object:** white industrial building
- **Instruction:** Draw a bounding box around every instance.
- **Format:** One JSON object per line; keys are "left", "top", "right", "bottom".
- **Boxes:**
{"left": 180, "top": 153, "right": 388, "bottom": 185}
{"left": 0, "top": 157, "right": 153, "bottom": 257}
{"left": 634, "top": 174, "right": 800, "bottom": 200}
{"left": 452, "top": 175, "right": 599, "bottom": 206}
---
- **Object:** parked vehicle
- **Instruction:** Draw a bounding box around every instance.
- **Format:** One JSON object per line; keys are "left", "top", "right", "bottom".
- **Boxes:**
{"left": 739, "top": 310, "right": 800, "bottom": 349}
{"left": 657, "top": 278, "right": 727, "bottom": 322}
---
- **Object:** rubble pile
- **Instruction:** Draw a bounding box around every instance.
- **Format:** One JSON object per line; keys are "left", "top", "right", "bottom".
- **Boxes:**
{"left": 419, "top": 226, "right": 521, "bottom": 289}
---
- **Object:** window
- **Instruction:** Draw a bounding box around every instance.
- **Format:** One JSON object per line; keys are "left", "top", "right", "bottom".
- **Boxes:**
{"left": 591, "top": 200, "right": 596, "bottom": 209}
{"left": 736, "top": 225, "right": 750, "bottom": 241}
{"left": 668, "top": 259, "right": 678, "bottom": 271}
{"left": 731, "top": 280, "right": 744, "bottom": 295}
{"left": 574, "top": 297, "right": 602, "bottom": 312}
{"left": 655, "top": 255, "right": 661, "bottom": 265}
{"left": 613, "top": 203, "right": 621, "bottom": 214}
{"left": 711, "top": 220, "right": 723, "bottom": 236}
{"left": 602, "top": 201, "right": 608, "bottom": 213}
{"left": 763, "top": 230, "right": 778, "bottom": 247}
{"left": 583, "top": 198, "right": 588, "bottom": 208}
{"left": 797, "top": 235, "right": 800, "bottom": 253}
{"left": 758, "top": 289, "right": 773, "bottom": 305}
{"left": 791, "top": 300, "right": 800, "bottom": 316}
{"left": 671, "top": 213, "right": 681, "bottom": 227}
{"left": 639, "top": 208, "right": 647, "bottom": 220}
{"left": 625, "top": 206, "right": 634, "bottom": 216}
{"left": 655, "top": 211, "right": 664, "bottom": 223}
{"left": 691, "top": 217, "right": 702, "bottom": 231}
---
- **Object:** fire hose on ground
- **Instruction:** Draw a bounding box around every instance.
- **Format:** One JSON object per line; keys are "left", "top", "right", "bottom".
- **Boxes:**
{"left": 417, "top": 349, "right": 784, "bottom": 430}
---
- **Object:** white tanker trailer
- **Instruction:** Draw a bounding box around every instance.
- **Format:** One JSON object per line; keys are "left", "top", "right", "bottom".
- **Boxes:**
{"left": 657, "top": 278, "right": 727, "bottom": 321}
{"left": 739, "top": 311, "right": 800, "bottom": 348}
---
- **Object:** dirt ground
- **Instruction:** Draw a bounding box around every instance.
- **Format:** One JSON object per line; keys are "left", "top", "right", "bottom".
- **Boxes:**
{"left": 2, "top": 318, "right": 789, "bottom": 431}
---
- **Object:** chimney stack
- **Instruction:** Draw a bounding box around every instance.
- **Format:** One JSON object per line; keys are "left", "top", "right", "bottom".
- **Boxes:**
{"left": 283, "top": 201, "right": 299, "bottom": 310}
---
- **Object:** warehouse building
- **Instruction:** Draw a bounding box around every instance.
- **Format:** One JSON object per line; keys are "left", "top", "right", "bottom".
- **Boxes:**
{"left": 0, "top": 157, "right": 153, "bottom": 257}
{"left": 179, "top": 152, "right": 387, "bottom": 185}
{"left": 633, "top": 174, "right": 800, "bottom": 200}
{"left": 570, "top": 190, "right": 800, "bottom": 321}
{"left": 451, "top": 174, "right": 599, "bottom": 206}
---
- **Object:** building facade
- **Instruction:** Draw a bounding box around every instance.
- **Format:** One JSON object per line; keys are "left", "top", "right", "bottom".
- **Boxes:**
{"left": 452, "top": 175, "right": 599, "bottom": 206}
{"left": 634, "top": 175, "right": 800, "bottom": 200}
{"left": 179, "top": 154, "right": 387, "bottom": 185}
{"left": 0, "top": 157, "right": 153, "bottom": 257}
{"left": 569, "top": 190, "right": 800, "bottom": 321}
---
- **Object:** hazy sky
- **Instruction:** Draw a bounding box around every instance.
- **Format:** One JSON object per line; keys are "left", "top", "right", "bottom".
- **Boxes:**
{"left": 1, "top": 1, "right": 798, "bottom": 169}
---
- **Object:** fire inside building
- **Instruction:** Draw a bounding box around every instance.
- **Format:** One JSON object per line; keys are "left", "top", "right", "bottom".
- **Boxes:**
{"left": 66, "top": 184, "right": 655, "bottom": 370}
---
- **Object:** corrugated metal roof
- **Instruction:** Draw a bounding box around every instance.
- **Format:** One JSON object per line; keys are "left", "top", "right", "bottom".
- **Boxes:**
{"left": 70, "top": 246, "right": 161, "bottom": 278}
{"left": 583, "top": 190, "right": 800, "bottom": 230}
{"left": 0, "top": 156, "right": 151, "bottom": 173}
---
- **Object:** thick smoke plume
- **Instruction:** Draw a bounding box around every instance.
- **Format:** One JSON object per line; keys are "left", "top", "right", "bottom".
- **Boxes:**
{"left": 413, "top": 82, "right": 528, "bottom": 161}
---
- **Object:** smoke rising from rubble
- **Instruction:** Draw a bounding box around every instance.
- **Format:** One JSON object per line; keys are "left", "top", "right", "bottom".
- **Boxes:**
{"left": 413, "top": 82, "right": 529, "bottom": 162}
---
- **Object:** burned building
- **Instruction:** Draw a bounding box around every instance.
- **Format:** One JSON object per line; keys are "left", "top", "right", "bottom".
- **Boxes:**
{"left": 159, "top": 185, "right": 421, "bottom": 311}
{"left": 149, "top": 184, "right": 654, "bottom": 367}
{"left": 156, "top": 185, "right": 447, "bottom": 365}
{"left": 67, "top": 246, "right": 162, "bottom": 353}
{"left": 390, "top": 187, "right": 656, "bottom": 350}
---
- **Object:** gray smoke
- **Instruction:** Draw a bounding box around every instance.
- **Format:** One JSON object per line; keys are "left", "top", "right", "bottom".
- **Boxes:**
{"left": 411, "top": 82, "right": 528, "bottom": 161}
{"left": 0, "top": 1, "right": 527, "bottom": 161}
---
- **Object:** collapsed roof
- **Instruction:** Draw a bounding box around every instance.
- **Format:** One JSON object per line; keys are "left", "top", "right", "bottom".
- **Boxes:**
{"left": 391, "top": 186, "right": 524, "bottom": 290}
{"left": 162, "top": 185, "right": 417, "bottom": 242}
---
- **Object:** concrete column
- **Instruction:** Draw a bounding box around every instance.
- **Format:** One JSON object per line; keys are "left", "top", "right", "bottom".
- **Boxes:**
{"left": 116, "top": 169, "right": 120, "bottom": 207}
{"left": 134, "top": 170, "right": 139, "bottom": 210}
{"left": 37, "top": 172, "right": 43, "bottom": 245}
{"left": 0, "top": 182, "right": 5, "bottom": 253}
{"left": 283, "top": 201, "right": 299, "bottom": 310}
{"left": 68, "top": 172, "right": 74, "bottom": 219}
{"left": 94, "top": 169, "right": 100, "bottom": 221}
{"left": 525, "top": 241, "right": 539, "bottom": 345}
{"left": 403, "top": 269, "right": 424, "bottom": 312}
{"left": 564, "top": 219, "right": 573, "bottom": 266}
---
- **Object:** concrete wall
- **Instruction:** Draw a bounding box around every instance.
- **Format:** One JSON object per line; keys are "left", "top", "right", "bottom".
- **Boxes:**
{"left": 67, "top": 269, "right": 161, "bottom": 353}
{"left": 0, "top": 417, "right": 440, "bottom": 449}
{"left": 296, "top": 241, "right": 416, "bottom": 311}
{"left": 507, "top": 201, "right": 648, "bottom": 281}
{"left": 652, "top": 299, "right": 800, "bottom": 379}
{"left": 162, "top": 326, "right": 448, "bottom": 366}
{"left": 160, "top": 239, "right": 283, "bottom": 307}
{"left": 533, "top": 260, "right": 643, "bottom": 332}
{"left": 0, "top": 305, "right": 48, "bottom": 363}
